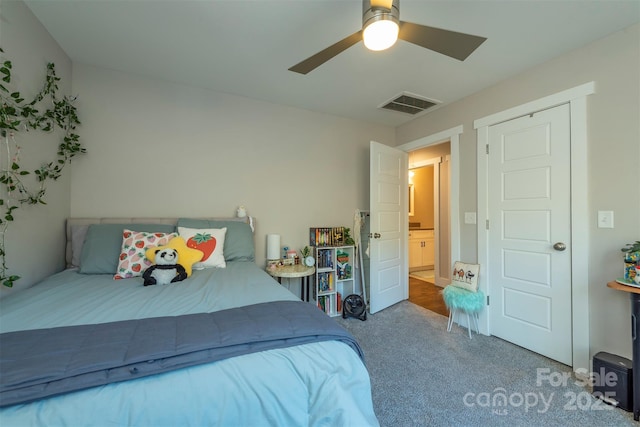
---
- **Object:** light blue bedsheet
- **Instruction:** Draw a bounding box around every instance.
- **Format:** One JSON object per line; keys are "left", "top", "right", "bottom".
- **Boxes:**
{"left": 0, "top": 263, "right": 379, "bottom": 426}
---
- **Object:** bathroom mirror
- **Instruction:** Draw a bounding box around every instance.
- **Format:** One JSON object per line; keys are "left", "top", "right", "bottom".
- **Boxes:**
{"left": 408, "top": 184, "right": 415, "bottom": 217}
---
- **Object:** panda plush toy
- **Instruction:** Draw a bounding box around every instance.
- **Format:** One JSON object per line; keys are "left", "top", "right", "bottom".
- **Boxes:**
{"left": 143, "top": 248, "right": 188, "bottom": 286}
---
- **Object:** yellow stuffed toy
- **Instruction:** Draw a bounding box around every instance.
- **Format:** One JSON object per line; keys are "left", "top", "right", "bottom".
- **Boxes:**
{"left": 143, "top": 237, "right": 204, "bottom": 285}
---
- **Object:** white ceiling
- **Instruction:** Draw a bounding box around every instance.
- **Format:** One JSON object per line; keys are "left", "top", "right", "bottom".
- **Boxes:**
{"left": 24, "top": 0, "right": 640, "bottom": 127}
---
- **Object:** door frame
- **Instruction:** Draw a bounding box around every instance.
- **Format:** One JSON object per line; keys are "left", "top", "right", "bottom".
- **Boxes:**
{"left": 397, "top": 125, "right": 463, "bottom": 287}
{"left": 474, "top": 82, "right": 594, "bottom": 372}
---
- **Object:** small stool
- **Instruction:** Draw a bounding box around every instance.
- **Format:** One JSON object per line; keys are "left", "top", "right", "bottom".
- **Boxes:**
{"left": 442, "top": 285, "right": 485, "bottom": 338}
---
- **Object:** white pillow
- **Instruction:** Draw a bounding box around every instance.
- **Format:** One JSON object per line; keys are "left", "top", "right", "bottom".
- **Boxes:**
{"left": 451, "top": 261, "right": 480, "bottom": 292}
{"left": 178, "top": 227, "right": 227, "bottom": 269}
{"left": 114, "top": 230, "right": 178, "bottom": 279}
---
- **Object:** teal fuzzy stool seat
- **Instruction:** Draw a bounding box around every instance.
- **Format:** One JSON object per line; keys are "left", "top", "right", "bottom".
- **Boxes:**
{"left": 442, "top": 262, "right": 483, "bottom": 338}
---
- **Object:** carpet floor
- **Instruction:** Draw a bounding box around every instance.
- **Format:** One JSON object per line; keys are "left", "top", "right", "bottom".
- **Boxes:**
{"left": 337, "top": 301, "right": 636, "bottom": 427}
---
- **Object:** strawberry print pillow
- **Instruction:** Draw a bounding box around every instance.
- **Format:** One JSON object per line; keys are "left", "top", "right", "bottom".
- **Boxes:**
{"left": 114, "top": 229, "right": 177, "bottom": 280}
{"left": 178, "top": 227, "right": 227, "bottom": 269}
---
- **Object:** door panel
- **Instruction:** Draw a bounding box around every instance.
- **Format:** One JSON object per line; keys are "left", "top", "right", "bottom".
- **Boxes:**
{"left": 503, "top": 289, "right": 551, "bottom": 329}
{"left": 378, "top": 182, "right": 400, "bottom": 204}
{"left": 503, "top": 124, "right": 550, "bottom": 160}
{"left": 380, "top": 211, "right": 401, "bottom": 232}
{"left": 503, "top": 210, "right": 549, "bottom": 241}
{"left": 488, "top": 104, "right": 572, "bottom": 365}
{"left": 504, "top": 168, "right": 550, "bottom": 199}
{"left": 503, "top": 250, "right": 550, "bottom": 285}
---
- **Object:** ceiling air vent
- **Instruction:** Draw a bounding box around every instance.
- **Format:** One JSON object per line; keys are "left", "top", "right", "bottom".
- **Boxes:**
{"left": 379, "top": 92, "right": 440, "bottom": 115}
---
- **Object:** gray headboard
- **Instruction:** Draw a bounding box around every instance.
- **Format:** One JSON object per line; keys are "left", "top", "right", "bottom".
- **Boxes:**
{"left": 65, "top": 217, "right": 254, "bottom": 268}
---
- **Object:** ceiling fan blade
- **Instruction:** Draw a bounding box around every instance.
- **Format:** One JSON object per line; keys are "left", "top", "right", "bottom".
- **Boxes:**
{"left": 289, "top": 30, "right": 362, "bottom": 74}
{"left": 398, "top": 21, "right": 486, "bottom": 61}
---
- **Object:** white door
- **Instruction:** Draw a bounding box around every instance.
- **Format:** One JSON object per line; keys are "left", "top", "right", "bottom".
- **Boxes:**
{"left": 488, "top": 104, "right": 572, "bottom": 365}
{"left": 369, "top": 141, "right": 408, "bottom": 314}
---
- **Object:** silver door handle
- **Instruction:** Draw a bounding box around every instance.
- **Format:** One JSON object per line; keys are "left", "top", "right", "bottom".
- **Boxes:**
{"left": 369, "top": 232, "right": 381, "bottom": 239}
{"left": 553, "top": 242, "right": 566, "bottom": 251}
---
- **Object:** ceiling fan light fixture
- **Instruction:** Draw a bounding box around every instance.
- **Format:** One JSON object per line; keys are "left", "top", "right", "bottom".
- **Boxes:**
{"left": 363, "top": 19, "right": 399, "bottom": 51}
{"left": 289, "top": 0, "right": 486, "bottom": 74}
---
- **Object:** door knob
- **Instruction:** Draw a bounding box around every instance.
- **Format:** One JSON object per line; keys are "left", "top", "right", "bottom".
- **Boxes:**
{"left": 553, "top": 242, "right": 566, "bottom": 251}
{"left": 369, "top": 232, "right": 381, "bottom": 239}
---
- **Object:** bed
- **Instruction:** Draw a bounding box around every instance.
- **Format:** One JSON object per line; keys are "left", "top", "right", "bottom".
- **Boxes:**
{"left": 0, "top": 217, "right": 378, "bottom": 426}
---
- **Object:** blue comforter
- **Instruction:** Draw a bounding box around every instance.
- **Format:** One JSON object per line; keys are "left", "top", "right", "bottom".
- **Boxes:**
{"left": 0, "top": 300, "right": 364, "bottom": 407}
{"left": 0, "top": 263, "right": 379, "bottom": 426}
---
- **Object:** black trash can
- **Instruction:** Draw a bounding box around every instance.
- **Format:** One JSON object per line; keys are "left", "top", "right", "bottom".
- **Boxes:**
{"left": 592, "top": 351, "right": 633, "bottom": 412}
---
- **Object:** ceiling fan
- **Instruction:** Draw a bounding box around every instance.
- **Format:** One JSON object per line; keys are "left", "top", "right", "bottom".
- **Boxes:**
{"left": 289, "top": 0, "right": 487, "bottom": 75}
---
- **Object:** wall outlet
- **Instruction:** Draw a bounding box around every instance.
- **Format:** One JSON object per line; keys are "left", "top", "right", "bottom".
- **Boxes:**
{"left": 464, "top": 212, "right": 477, "bottom": 224}
{"left": 597, "top": 210, "right": 614, "bottom": 228}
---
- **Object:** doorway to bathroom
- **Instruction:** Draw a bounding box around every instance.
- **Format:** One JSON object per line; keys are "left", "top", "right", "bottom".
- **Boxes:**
{"left": 407, "top": 142, "right": 451, "bottom": 317}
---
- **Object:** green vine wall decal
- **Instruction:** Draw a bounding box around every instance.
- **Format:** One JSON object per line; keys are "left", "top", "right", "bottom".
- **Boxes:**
{"left": 0, "top": 48, "right": 86, "bottom": 287}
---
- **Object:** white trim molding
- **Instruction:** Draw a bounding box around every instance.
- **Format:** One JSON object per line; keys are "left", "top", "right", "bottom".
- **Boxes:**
{"left": 474, "top": 82, "right": 595, "bottom": 129}
{"left": 474, "top": 82, "right": 594, "bottom": 373}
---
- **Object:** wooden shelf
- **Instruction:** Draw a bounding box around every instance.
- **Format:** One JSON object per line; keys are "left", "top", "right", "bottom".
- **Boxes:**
{"left": 607, "top": 280, "right": 640, "bottom": 295}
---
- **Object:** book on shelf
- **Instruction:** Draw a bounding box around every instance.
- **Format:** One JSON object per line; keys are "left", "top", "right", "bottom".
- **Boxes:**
{"left": 310, "top": 227, "right": 345, "bottom": 247}
{"left": 317, "top": 295, "right": 332, "bottom": 315}
{"left": 318, "top": 272, "right": 334, "bottom": 292}
{"left": 317, "top": 248, "right": 333, "bottom": 269}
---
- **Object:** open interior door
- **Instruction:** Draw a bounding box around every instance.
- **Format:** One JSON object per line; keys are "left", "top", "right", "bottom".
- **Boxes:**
{"left": 369, "top": 141, "right": 408, "bottom": 314}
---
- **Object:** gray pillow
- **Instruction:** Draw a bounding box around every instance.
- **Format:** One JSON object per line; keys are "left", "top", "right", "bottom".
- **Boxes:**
{"left": 177, "top": 218, "right": 254, "bottom": 262}
{"left": 79, "top": 223, "right": 176, "bottom": 274}
{"left": 70, "top": 224, "right": 89, "bottom": 268}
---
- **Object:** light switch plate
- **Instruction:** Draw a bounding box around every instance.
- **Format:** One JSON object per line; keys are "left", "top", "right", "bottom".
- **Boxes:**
{"left": 464, "top": 212, "right": 477, "bottom": 224}
{"left": 597, "top": 210, "right": 614, "bottom": 228}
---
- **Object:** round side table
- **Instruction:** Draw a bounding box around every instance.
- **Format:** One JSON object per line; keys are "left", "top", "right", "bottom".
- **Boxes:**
{"left": 267, "top": 264, "right": 315, "bottom": 302}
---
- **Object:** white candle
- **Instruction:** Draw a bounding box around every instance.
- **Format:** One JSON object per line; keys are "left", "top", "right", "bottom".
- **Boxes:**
{"left": 266, "top": 234, "right": 281, "bottom": 260}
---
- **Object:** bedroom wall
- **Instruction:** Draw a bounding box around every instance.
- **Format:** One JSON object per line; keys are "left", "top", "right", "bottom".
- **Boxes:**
{"left": 69, "top": 64, "right": 395, "bottom": 271}
{"left": 395, "top": 24, "right": 640, "bottom": 362}
{"left": 0, "top": 1, "right": 72, "bottom": 297}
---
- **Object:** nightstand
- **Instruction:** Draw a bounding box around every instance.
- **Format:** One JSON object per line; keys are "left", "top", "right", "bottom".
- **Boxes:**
{"left": 267, "top": 264, "right": 315, "bottom": 302}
